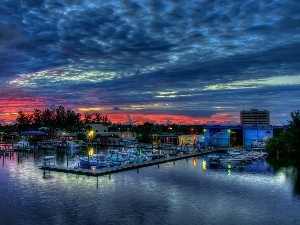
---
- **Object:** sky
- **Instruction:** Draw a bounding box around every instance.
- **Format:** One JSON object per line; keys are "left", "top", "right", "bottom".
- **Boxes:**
{"left": 1, "top": 0, "right": 300, "bottom": 126}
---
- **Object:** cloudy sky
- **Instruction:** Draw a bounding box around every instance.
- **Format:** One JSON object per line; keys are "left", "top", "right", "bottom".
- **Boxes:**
{"left": 1, "top": 0, "right": 299, "bottom": 125}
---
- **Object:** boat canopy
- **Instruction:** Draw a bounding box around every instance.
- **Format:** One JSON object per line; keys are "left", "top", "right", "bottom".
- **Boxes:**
{"left": 22, "top": 131, "right": 45, "bottom": 135}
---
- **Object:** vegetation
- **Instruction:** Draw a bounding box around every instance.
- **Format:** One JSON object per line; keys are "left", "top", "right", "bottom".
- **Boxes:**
{"left": 266, "top": 111, "right": 300, "bottom": 157}
{"left": 0, "top": 106, "right": 113, "bottom": 142}
{"left": 0, "top": 106, "right": 203, "bottom": 143}
{"left": 14, "top": 106, "right": 112, "bottom": 133}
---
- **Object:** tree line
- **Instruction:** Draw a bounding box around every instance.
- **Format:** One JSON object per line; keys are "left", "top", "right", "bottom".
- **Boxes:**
{"left": 266, "top": 111, "right": 300, "bottom": 157}
{"left": 15, "top": 106, "right": 111, "bottom": 133}
{"left": 0, "top": 106, "right": 203, "bottom": 143}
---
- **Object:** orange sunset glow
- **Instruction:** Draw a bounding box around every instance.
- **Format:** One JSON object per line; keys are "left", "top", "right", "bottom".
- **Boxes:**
{"left": 0, "top": 102, "right": 240, "bottom": 126}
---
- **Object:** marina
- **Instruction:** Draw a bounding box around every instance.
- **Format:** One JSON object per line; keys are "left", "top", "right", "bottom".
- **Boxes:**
{"left": 39, "top": 150, "right": 212, "bottom": 176}
{"left": 38, "top": 145, "right": 271, "bottom": 178}
{"left": 2, "top": 139, "right": 272, "bottom": 178}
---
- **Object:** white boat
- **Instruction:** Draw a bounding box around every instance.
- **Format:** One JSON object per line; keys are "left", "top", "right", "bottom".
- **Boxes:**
{"left": 227, "top": 150, "right": 241, "bottom": 156}
{"left": 79, "top": 153, "right": 115, "bottom": 168}
{"left": 40, "top": 155, "right": 56, "bottom": 166}
{"left": 106, "top": 149, "right": 127, "bottom": 162}
{"left": 206, "top": 154, "right": 220, "bottom": 159}
{"left": 13, "top": 139, "right": 33, "bottom": 150}
{"left": 245, "top": 151, "right": 268, "bottom": 159}
{"left": 252, "top": 140, "right": 266, "bottom": 147}
{"left": 66, "top": 140, "right": 81, "bottom": 154}
{"left": 219, "top": 156, "right": 246, "bottom": 165}
{"left": 121, "top": 151, "right": 144, "bottom": 163}
{"left": 141, "top": 149, "right": 166, "bottom": 160}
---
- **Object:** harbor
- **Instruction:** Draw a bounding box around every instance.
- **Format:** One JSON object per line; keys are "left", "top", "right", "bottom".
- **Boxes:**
{"left": 39, "top": 146, "right": 271, "bottom": 178}
{"left": 2, "top": 138, "right": 270, "bottom": 178}
{"left": 39, "top": 150, "right": 213, "bottom": 177}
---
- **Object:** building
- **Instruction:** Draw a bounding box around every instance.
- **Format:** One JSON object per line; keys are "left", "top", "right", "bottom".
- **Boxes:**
{"left": 203, "top": 125, "right": 284, "bottom": 148}
{"left": 84, "top": 124, "right": 108, "bottom": 140}
{"left": 152, "top": 133, "right": 203, "bottom": 146}
{"left": 240, "top": 109, "right": 270, "bottom": 126}
{"left": 84, "top": 124, "right": 137, "bottom": 143}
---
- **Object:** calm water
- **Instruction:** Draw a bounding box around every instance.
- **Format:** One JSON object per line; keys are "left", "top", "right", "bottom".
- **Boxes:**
{"left": 0, "top": 145, "right": 300, "bottom": 225}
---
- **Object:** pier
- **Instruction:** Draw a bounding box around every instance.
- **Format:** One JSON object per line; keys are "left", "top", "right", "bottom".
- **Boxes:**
{"left": 39, "top": 150, "right": 215, "bottom": 177}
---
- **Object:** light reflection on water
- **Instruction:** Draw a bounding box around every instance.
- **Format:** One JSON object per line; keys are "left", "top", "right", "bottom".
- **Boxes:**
{"left": 0, "top": 148, "right": 300, "bottom": 225}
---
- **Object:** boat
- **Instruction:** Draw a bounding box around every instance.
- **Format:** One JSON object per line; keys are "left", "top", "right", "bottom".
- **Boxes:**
{"left": 13, "top": 139, "right": 33, "bottom": 150}
{"left": 244, "top": 151, "right": 268, "bottom": 160}
{"left": 219, "top": 154, "right": 253, "bottom": 166}
{"left": 121, "top": 151, "right": 144, "bottom": 163}
{"left": 79, "top": 153, "right": 115, "bottom": 168}
{"left": 106, "top": 149, "right": 128, "bottom": 163}
{"left": 40, "top": 155, "right": 56, "bottom": 166}
{"left": 206, "top": 154, "right": 220, "bottom": 160}
{"left": 227, "top": 150, "right": 242, "bottom": 156}
{"left": 142, "top": 149, "right": 166, "bottom": 160}
{"left": 65, "top": 140, "right": 81, "bottom": 155}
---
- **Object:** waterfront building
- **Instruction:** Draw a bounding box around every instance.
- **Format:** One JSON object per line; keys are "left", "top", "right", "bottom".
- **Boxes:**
{"left": 83, "top": 123, "right": 108, "bottom": 140}
{"left": 152, "top": 134, "right": 204, "bottom": 146}
{"left": 203, "top": 125, "right": 243, "bottom": 148}
{"left": 84, "top": 123, "right": 137, "bottom": 142}
{"left": 104, "top": 132, "right": 137, "bottom": 144}
{"left": 240, "top": 109, "right": 270, "bottom": 126}
{"left": 203, "top": 125, "right": 283, "bottom": 148}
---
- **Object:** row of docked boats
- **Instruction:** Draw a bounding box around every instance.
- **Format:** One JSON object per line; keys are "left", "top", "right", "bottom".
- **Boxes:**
{"left": 12, "top": 138, "right": 81, "bottom": 154}
{"left": 78, "top": 148, "right": 167, "bottom": 168}
{"left": 206, "top": 149, "right": 268, "bottom": 168}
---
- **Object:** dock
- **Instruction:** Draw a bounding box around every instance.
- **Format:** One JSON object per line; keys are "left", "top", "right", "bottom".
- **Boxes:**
{"left": 39, "top": 150, "right": 214, "bottom": 177}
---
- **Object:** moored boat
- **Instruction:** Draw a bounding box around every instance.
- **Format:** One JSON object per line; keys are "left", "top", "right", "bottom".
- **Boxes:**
{"left": 13, "top": 139, "right": 33, "bottom": 150}
{"left": 142, "top": 149, "right": 166, "bottom": 160}
{"left": 79, "top": 153, "right": 115, "bottom": 168}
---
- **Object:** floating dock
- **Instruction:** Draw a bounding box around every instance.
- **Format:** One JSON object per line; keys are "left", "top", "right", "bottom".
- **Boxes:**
{"left": 39, "top": 150, "right": 214, "bottom": 177}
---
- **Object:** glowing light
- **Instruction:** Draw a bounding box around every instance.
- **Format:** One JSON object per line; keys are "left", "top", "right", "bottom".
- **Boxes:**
{"left": 227, "top": 164, "right": 232, "bottom": 175}
{"left": 202, "top": 160, "right": 207, "bottom": 171}
{"left": 88, "top": 130, "right": 94, "bottom": 140}
{"left": 228, "top": 169, "right": 231, "bottom": 175}
{"left": 88, "top": 147, "right": 94, "bottom": 155}
{"left": 193, "top": 157, "right": 197, "bottom": 166}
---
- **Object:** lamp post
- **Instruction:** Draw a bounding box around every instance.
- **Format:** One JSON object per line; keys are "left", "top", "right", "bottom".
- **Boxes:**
{"left": 66, "top": 143, "right": 69, "bottom": 167}
{"left": 227, "top": 129, "right": 231, "bottom": 147}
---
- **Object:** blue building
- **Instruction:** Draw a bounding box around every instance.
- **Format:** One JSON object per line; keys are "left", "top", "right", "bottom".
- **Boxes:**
{"left": 203, "top": 125, "right": 282, "bottom": 148}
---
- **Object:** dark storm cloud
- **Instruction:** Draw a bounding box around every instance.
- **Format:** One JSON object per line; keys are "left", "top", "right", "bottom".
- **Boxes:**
{"left": 1, "top": 0, "right": 300, "bottom": 124}
{"left": 2, "top": 0, "right": 298, "bottom": 76}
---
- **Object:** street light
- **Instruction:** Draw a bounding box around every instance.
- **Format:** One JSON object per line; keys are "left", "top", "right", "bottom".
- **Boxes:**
{"left": 227, "top": 129, "right": 231, "bottom": 147}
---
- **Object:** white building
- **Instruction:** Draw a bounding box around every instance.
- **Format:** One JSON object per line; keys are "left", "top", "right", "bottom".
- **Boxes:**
{"left": 240, "top": 109, "right": 270, "bottom": 126}
{"left": 84, "top": 124, "right": 108, "bottom": 140}
{"left": 84, "top": 124, "right": 137, "bottom": 142}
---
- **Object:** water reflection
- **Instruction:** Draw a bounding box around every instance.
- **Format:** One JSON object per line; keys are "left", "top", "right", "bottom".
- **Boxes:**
{"left": 1, "top": 144, "right": 300, "bottom": 196}
{"left": 267, "top": 157, "right": 300, "bottom": 195}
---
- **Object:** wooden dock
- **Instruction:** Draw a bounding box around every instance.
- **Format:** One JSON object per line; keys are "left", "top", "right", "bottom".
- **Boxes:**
{"left": 39, "top": 150, "right": 214, "bottom": 177}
